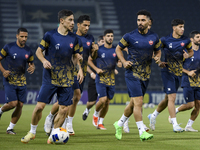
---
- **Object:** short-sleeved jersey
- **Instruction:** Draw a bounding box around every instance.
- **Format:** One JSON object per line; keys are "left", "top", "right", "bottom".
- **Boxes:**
{"left": 76, "top": 34, "right": 94, "bottom": 76}
{"left": 161, "top": 33, "right": 192, "bottom": 76}
{"left": 181, "top": 49, "right": 200, "bottom": 87}
{"left": 118, "top": 29, "right": 161, "bottom": 81}
{"left": 0, "top": 42, "right": 34, "bottom": 86}
{"left": 95, "top": 45, "right": 118, "bottom": 86}
{"left": 39, "top": 29, "right": 80, "bottom": 87}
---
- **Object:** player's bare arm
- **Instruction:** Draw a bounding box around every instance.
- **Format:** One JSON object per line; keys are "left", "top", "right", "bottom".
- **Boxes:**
{"left": 88, "top": 56, "right": 103, "bottom": 75}
{"left": 115, "top": 45, "right": 133, "bottom": 69}
{"left": 183, "top": 68, "right": 196, "bottom": 78}
{"left": 75, "top": 53, "right": 84, "bottom": 84}
{"left": 87, "top": 65, "right": 96, "bottom": 79}
{"left": 36, "top": 47, "right": 52, "bottom": 69}
{"left": 27, "top": 63, "right": 35, "bottom": 74}
{"left": 91, "top": 42, "right": 99, "bottom": 59}
{"left": 183, "top": 49, "right": 194, "bottom": 59}
{"left": 0, "top": 56, "right": 10, "bottom": 78}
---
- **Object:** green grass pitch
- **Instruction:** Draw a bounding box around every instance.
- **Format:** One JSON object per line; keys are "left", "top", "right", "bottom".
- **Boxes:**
{"left": 0, "top": 104, "right": 200, "bottom": 150}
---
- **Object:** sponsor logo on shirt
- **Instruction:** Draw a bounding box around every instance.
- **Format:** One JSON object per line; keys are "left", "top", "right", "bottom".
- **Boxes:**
{"left": 55, "top": 43, "right": 60, "bottom": 50}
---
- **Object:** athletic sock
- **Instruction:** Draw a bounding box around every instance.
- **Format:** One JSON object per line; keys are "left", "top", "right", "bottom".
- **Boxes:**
{"left": 99, "top": 117, "right": 104, "bottom": 125}
{"left": 30, "top": 124, "right": 38, "bottom": 134}
{"left": 94, "top": 110, "right": 99, "bottom": 117}
{"left": 68, "top": 116, "right": 74, "bottom": 126}
{"left": 152, "top": 110, "right": 159, "bottom": 118}
{"left": 136, "top": 121, "right": 145, "bottom": 136}
{"left": 171, "top": 117, "right": 178, "bottom": 127}
{"left": 118, "top": 114, "right": 128, "bottom": 127}
{"left": 186, "top": 119, "right": 194, "bottom": 127}
{"left": 7, "top": 122, "right": 16, "bottom": 130}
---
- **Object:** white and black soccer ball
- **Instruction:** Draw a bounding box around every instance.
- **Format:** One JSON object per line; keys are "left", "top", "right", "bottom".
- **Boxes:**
{"left": 148, "top": 103, "right": 155, "bottom": 108}
{"left": 50, "top": 127, "right": 69, "bottom": 144}
{"left": 143, "top": 103, "right": 149, "bottom": 109}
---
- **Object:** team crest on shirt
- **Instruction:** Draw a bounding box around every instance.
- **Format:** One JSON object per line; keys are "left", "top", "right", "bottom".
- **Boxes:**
{"left": 86, "top": 41, "right": 91, "bottom": 46}
{"left": 101, "top": 53, "right": 105, "bottom": 58}
{"left": 70, "top": 43, "right": 73, "bottom": 48}
{"left": 13, "top": 53, "right": 17, "bottom": 59}
{"left": 113, "top": 53, "right": 116, "bottom": 57}
{"left": 181, "top": 42, "right": 185, "bottom": 47}
{"left": 149, "top": 40, "right": 153, "bottom": 45}
{"left": 25, "top": 54, "right": 29, "bottom": 59}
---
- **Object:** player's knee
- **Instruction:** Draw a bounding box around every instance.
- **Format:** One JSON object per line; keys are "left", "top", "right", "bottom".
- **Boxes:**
{"left": 73, "top": 94, "right": 81, "bottom": 103}
{"left": 8, "top": 101, "right": 18, "bottom": 108}
{"left": 188, "top": 102, "right": 194, "bottom": 109}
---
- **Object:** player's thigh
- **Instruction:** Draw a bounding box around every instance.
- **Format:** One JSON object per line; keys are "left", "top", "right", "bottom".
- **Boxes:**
{"left": 4, "top": 84, "right": 18, "bottom": 102}
{"left": 17, "top": 85, "right": 27, "bottom": 103}
{"left": 106, "top": 85, "right": 115, "bottom": 100}
{"left": 125, "top": 77, "right": 145, "bottom": 97}
{"left": 57, "top": 87, "right": 73, "bottom": 106}
{"left": 183, "top": 86, "right": 194, "bottom": 102}
{"left": 96, "top": 82, "right": 107, "bottom": 98}
{"left": 161, "top": 71, "right": 180, "bottom": 94}
{"left": 37, "top": 84, "right": 57, "bottom": 104}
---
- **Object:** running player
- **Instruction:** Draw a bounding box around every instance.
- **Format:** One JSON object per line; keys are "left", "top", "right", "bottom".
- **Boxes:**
{"left": 21, "top": 9, "right": 83, "bottom": 143}
{"left": 0, "top": 27, "right": 35, "bottom": 135}
{"left": 148, "top": 19, "right": 193, "bottom": 133}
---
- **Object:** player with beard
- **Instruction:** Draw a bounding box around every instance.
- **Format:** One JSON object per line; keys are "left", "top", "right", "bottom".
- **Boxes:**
{"left": 92, "top": 29, "right": 122, "bottom": 130}
{"left": 113, "top": 10, "right": 161, "bottom": 141}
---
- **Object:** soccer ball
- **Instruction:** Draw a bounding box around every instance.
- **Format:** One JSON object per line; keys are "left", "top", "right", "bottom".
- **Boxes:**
{"left": 148, "top": 103, "right": 155, "bottom": 108}
{"left": 50, "top": 127, "right": 69, "bottom": 144}
{"left": 143, "top": 103, "right": 149, "bottom": 109}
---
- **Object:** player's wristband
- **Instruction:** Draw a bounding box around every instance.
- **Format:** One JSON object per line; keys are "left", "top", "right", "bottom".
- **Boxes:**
{"left": 90, "top": 72, "right": 94, "bottom": 76}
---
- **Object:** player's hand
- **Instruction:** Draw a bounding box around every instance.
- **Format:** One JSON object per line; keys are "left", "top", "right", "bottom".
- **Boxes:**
{"left": 90, "top": 72, "right": 96, "bottom": 79}
{"left": 117, "top": 60, "right": 122, "bottom": 68}
{"left": 183, "top": 50, "right": 189, "bottom": 59}
{"left": 114, "top": 69, "right": 118, "bottom": 75}
{"left": 43, "top": 60, "right": 52, "bottom": 69}
{"left": 153, "top": 56, "right": 161, "bottom": 64}
{"left": 77, "top": 69, "right": 84, "bottom": 84}
{"left": 91, "top": 42, "right": 99, "bottom": 52}
{"left": 3, "top": 70, "right": 11, "bottom": 78}
{"left": 27, "top": 63, "right": 35, "bottom": 74}
{"left": 158, "top": 62, "right": 167, "bottom": 68}
{"left": 96, "top": 68, "right": 104, "bottom": 75}
{"left": 122, "top": 61, "right": 133, "bottom": 69}
{"left": 188, "top": 70, "right": 196, "bottom": 77}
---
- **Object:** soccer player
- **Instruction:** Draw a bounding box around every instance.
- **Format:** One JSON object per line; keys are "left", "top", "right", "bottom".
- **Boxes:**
{"left": 168, "top": 30, "right": 200, "bottom": 132}
{"left": 92, "top": 29, "right": 122, "bottom": 130}
{"left": 21, "top": 9, "right": 83, "bottom": 143}
{"left": 148, "top": 19, "right": 194, "bottom": 133}
{"left": 44, "top": 15, "right": 98, "bottom": 136}
{"left": 0, "top": 27, "right": 35, "bottom": 135}
{"left": 113, "top": 10, "right": 161, "bottom": 141}
{"left": 123, "top": 16, "right": 154, "bottom": 133}
{"left": 82, "top": 35, "right": 104, "bottom": 120}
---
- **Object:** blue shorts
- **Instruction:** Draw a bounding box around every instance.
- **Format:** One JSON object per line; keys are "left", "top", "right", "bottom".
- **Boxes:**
{"left": 161, "top": 71, "right": 181, "bottom": 94}
{"left": 72, "top": 76, "right": 85, "bottom": 93}
{"left": 37, "top": 84, "right": 73, "bottom": 106}
{"left": 125, "top": 76, "right": 149, "bottom": 97}
{"left": 96, "top": 82, "right": 115, "bottom": 100}
{"left": 4, "top": 84, "right": 27, "bottom": 103}
{"left": 183, "top": 86, "right": 200, "bottom": 102}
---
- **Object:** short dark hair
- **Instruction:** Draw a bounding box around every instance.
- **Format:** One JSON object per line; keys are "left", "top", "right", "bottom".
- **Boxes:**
{"left": 97, "top": 35, "right": 104, "bottom": 42}
{"left": 17, "top": 27, "right": 28, "bottom": 34}
{"left": 77, "top": 15, "right": 90, "bottom": 24}
{"left": 171, "top": 19, "right": 185, "bottom": 27}
{"left": 190, "top": 30, "right": 200, "bottom": 38}
{"left": 104, "top": 29, "right": 114, "bottom": 36}
{"left": 137, "top": 9, "right": 151, "bottom": 19}
{"left": 58, "top": 10, "right": 73, "bottom": 23}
